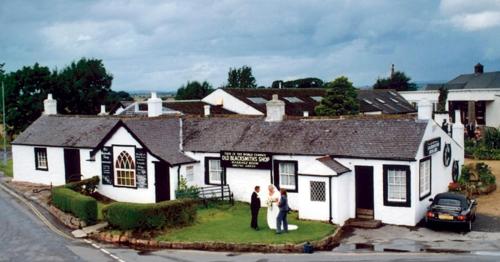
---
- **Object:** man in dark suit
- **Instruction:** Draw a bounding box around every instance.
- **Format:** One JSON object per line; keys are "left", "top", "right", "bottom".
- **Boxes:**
{"left": 250, "top": 186, "right": 261, "bottom": 230}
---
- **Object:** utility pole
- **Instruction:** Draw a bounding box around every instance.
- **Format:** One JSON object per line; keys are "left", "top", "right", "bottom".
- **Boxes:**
{"left": 2, "top": 81, "right": 6, "bottom": 166}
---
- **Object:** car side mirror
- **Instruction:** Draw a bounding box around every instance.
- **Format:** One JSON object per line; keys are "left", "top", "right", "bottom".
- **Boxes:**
{"left": 428, "top": 198, "right": 433, "bottom": 202}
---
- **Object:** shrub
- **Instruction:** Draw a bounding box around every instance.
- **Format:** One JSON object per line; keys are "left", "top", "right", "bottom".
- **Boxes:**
{"left": 103, "top": 199, "right": 197, "bottom": 230}
{"left": 52, "top": 187, "right": 98, "bottom": 224}
{"left": 175, "top": 176, "right": 199, "bottom": 199}
{"left": 65, "top": 176, "right": 100, "bottom": 195}
{"left": 476, "top": 162, "right": 496, "bottom": 186}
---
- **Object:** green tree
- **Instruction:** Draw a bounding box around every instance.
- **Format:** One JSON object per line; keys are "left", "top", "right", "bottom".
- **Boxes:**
{"left": 226, "top": 66, "right": 256, "bottom": 88}
{"left": 4, "top": 63, "right": 56, "bottom": 136}
{"left": 373, "top": 71, "right": 417, "bottom": 91}
{"left": 56, "top": 58, "right": 113, "bottom": 114}
{"left": 315, "top": 76, "right": 359, "bottom": 116}
{"left": 272, "top": 77, "right": 324, "bottom": 89}
{"left": 175, "top": 81, "right": 214, "bottom": 100}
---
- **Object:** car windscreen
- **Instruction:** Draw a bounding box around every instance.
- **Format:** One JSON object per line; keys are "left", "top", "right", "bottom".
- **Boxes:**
{"left": 436, "top": 198, "right": 463, "bottom": 208}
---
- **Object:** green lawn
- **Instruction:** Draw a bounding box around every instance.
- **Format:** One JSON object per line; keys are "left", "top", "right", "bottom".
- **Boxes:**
{"left": 157, "top": 202, "right": 335, "bottom": 244}
{"left": 0, "top": 159, "right": 13, "bottom": 177}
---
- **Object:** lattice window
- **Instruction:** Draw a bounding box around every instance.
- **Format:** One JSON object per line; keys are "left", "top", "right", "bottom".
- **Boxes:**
{"left": 310, "top": 181, "right": 326, "bottom": 202}
{"left": 115, "top": 151, "right": 136, "bottom": 187}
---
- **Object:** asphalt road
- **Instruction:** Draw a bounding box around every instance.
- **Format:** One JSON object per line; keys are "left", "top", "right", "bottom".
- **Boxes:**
{"left": 1, "top": 185, "right": 500, "bottom": 262}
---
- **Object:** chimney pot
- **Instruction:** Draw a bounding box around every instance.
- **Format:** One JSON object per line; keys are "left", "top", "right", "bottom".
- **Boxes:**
{"left": 43, "top": 93, "right": 57, "bottom": 115}
{"left": 98, "top": 105, "right": 107, "bottom": 116}
{"left": 147, "top": 92, "right": 162, "bottom": 117}
{"left": 265, "top": 94, "right": 285, "bottom": 122}
{"left": 417, "top": 99, "right": 432, "bottom": 121}
{"left": 474, "top": 63, "right": 484, "bottom": 74}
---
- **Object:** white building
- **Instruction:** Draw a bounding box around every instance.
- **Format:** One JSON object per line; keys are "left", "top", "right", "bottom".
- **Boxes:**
{"left": 400, "top": 63, "right": 500, "bottom": 128}
{"left": 12, "top": 93, "right": 464, "bottom": 226}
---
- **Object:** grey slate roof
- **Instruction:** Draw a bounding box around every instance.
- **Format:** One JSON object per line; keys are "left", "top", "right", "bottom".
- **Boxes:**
{"left": 183, "top": 117, "right": 428, "bottom": 161}
{"left": 316, "top": 156, "right": 351, "bottom": 174}
{"left": 123, "top": 118, "right": 195, "bottom": 165}
{"left": 12, "top": 115, "right": 119, "bottom": 148}
{"left": 426, "top": 71, "right": 500, "bottom": 90}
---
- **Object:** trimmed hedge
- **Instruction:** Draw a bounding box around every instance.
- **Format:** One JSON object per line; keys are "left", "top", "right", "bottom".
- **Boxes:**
{"left": 52, "top": 187, "right": 98, "bottom": 225}
{"left": 103, "top": 199, "right": 197, "bottom": 230}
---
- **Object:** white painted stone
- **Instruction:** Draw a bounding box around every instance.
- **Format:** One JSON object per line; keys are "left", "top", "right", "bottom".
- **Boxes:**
{"left": 147, "top": 92, "right": 162, "bottom": 117}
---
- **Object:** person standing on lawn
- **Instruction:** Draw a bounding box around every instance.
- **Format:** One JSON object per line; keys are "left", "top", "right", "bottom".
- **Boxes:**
{"left": 250, "top": 186, "right": 261, "bottom": 230}
{"left": 276, "top": 188, "right": 289, "bottom": 234}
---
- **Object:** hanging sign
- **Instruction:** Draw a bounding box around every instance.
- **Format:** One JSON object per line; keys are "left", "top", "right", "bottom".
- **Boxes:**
{"left": 452, "top": 160, "right": 459, "bottom": 182}
{"left": 443, "top": 143, "right": 452, "bottom": 167}
{"left": 135, "top": 148, "right": 148, "bottom": 188}
{"left": 424, "top": 137, "right": 441, "bottom": 156}
{"left": 220, "top": 151, "right": 272, "bottom": 169}
{"left": 101, "top": 147, "right": 113, "bottom": 185}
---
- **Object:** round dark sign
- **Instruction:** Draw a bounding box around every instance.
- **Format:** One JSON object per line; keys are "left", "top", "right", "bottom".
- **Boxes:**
{"left": 452, "top": 160, "right": 459, "bottom": 182}
{"left": 443, "top": 143, "right": 451, "bottom": 167}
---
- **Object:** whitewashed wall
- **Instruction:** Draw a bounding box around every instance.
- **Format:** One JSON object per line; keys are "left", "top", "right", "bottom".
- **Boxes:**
{"left": 202, "top": 89, "right": 264, "bottom": 115}
{"left": 331, "top": 173, "right": 354, "bottom": 225}
{"left": 413, "top": 119, "right": 465, "bottom": 223}
{"left": 12, "top": 145, "right": 67, "bottom": 186}
{"left": 486, "top": 99, "right": 500, "bottom": 128}
{"left": 97, "top": 126, "right": 158, "bottom": 203}
{"left": 298, "top": 175, "right": 330, "bottom": 221}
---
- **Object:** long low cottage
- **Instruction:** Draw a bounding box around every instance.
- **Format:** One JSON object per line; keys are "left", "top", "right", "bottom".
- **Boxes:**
{"left": 12, "top": 94, "right": 464, "bottom": 226}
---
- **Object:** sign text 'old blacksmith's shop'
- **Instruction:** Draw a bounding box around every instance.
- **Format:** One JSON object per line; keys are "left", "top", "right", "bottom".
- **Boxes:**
{"left": 221, "top": 151, "right": 272, "bottom": 169}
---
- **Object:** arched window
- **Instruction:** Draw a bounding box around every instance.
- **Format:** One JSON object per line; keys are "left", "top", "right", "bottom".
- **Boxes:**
{"left": 115, "top": 151, "right": 136, "bottom": 187}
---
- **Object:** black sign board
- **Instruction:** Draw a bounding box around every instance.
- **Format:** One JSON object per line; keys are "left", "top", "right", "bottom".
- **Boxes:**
{"left": 220, "top": 151, "right": 272, "bottom": 170}
{"left": 424, "top": 137, "right": 441, "bottom": 156}
{"left": 101, "top": 147, "right": 113, "bottom": 185}
{"left": 135, "top": 148, "right": 148, "bottom": 188}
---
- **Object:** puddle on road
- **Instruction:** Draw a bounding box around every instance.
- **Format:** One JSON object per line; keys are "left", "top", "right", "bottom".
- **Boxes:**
{"left": 333, "top": 239, "right": 471, "bottom": 254}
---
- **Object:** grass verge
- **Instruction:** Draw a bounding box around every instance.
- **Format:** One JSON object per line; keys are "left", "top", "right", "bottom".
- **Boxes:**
{"left": 0, "top": 159, "right": 13, "bottom": 177}
{"left": 156, "top": 202, "right": 335, "bottom": 244}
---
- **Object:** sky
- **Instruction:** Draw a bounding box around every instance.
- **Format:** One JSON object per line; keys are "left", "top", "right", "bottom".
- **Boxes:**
{"left": 2, "top": 0, "right": 500, "bottom": 92}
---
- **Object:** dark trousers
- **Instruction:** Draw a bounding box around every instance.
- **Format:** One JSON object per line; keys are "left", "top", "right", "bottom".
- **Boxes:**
{"left": 276, "top": 210, "right": 288, "bottom": 233}
{"left": 251, "top": 208, "right": 259, "bottom": 228}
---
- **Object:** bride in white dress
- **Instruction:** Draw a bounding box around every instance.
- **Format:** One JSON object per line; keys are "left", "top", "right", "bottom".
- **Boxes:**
{"left": 266, "top": 184, "right": 298, "bottom": 230}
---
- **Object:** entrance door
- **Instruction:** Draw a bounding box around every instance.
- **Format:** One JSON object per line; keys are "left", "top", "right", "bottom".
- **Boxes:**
{"left": 64, "top": 149, "right": 81, "bottom": 183}
{"left": 355, "top": 166, "right": 374, "bottom": 219}
{"left": 155, "top": 161, "right": 170, "bottom": 202}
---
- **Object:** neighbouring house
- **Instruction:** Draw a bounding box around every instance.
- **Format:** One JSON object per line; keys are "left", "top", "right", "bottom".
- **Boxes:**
{"left": 201, "top": 88, "right": 417, "bottom": 117}
{"left": 400, "top": 63, "right": 500, "bottom": 127}
{"left": 12, "top": 93, "right": 464, "bottom": 226}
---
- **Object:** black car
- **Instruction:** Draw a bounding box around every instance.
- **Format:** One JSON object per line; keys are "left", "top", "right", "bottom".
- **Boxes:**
{"left": 425, "top": 192, "right": 477, "bottom": 232}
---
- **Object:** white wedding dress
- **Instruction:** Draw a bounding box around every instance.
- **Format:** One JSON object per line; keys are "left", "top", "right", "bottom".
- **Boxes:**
{"left": 266, "top": 185, "right": 298, "bottom": 231}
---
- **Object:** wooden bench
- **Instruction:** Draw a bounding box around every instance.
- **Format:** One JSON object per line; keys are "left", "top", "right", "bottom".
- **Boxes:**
{"left": 198, "top": 185, "right": 234, "bottom": 206}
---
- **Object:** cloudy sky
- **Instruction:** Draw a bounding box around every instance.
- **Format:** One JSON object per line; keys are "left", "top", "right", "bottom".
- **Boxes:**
{"left": 2, "top": 0, "right": 500, "bottom": 92}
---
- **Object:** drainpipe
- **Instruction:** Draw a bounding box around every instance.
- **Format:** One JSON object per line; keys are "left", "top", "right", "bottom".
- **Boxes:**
{"left": 329, "top": 176, "right": 333, "bottom": 224}
{"left": 177, "top": 165, "right": 181, "bottom": 190}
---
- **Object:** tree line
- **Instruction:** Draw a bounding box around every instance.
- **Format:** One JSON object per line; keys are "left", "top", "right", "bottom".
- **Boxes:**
{"left": 0, "top": 58, "right": 131, "bottom": 137}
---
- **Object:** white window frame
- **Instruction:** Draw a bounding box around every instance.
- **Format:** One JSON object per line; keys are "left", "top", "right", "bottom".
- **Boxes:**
{"left": 35, "top": 147, "right": 48, "bottom": 170}
{"left": 387, "top": 169, "right": 407, "bottom": 202}
{"left": 279, "top": 162, "right": 296, "bottom": 191}
{"left": 208, "top": 159, "right": 222, "bottom": 184}
{"left": 419, "top": 157, "right": 431, "bottom": 199}
{"left": 114, "top": 150, "right": 136, "bottom": 188}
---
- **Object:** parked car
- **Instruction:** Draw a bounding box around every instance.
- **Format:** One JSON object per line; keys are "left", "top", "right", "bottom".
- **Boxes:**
{"left": 425, "top": 192, "right": 477, "bottom": 232}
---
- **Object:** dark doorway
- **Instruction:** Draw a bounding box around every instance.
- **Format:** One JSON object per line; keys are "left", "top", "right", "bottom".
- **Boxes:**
{"left": 355, "top": 166, "right": 374, "bottom": 219}
{"left": 64, "top": 149, "right": 81, "bottom": 183}
{"left": 155, "top": 161, "right": 170, "bottom": 202}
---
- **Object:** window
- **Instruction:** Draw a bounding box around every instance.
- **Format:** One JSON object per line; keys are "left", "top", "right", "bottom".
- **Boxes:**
{"left": 389, "top": 91, "right": 398, "bottom": 97}
{"left": 363, "top": 99, "right": 373, "bottom": 105}
{"left": 186, "top": 165, "right": 194, "bottom": 182}
{"left": 376, "top": 98, "right": 386, "bottom": 104}
{"left": 383, "top": 165, "right": 411, "bottom": 207}
{"left": 247, "top": 97, "right": 268, "bottom": 104}
{"left": 278, "top": 161, "right": 297, "bottom": 191}
{"left": 390, "top": 98, "right": 400, "bottom": 103}
{"left": 310, "top": 96, "right": 323, "bottom": 102}
{"left": 283, "top": 96, "right": 303, "bottom": 103}
{"left": 115, "top": 151, "right": 136, "bottom": 187}
{"left": 35, "top": 148, "right": 48, "bottom": 171}
{"left": 419, "top": 157, "right": 431, "bottom": 199}
{"left": 205, "top": 158, "right": 223, "bottom": 184}
{"left": 310, "top": 181, "right": 326, "bottom": 202}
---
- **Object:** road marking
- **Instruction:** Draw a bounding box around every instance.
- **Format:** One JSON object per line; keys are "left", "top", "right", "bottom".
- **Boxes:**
{"left": 0, "top": 183, "right": 126, "bottom": 262}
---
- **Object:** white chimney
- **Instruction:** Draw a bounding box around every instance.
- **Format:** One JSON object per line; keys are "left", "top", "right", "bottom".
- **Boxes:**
{"left": 303, "top": 111, "right": 309, "bottom": 118}
{"left": 204, "top": 105, "right": 211, "bottom": 117}
{"left": 452, "top": 110, "right": 464, "bottom": 148}
{"left": 417, "top": 99, "right": 432, "bottom": 121}
{"left": 265, "top": 94, "right": 285, "bottom": 122}
{"left": 98, "top": 105, "right": 107, "bottom": 116}
{"left": 147, "top": 92, "right": 162, "bottom": 117}
{"left": 43, "top": 94, "right": 57, "bottom": 115}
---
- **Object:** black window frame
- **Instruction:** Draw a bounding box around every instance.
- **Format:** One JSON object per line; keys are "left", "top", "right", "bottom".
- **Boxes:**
{"left": 419, "top": 156, "right": 432, "bottom": 200}
{"left": 273, "top": 160, "right": 298, "bottom": 193}
{"left": 204, "top": 157, "right": 225, "bottom": 185}
{"left": 383, "top": 164, "right": 411, "bottom": 207}
{"left": 34, "top": 147, "right": 48, "bottom": 171}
